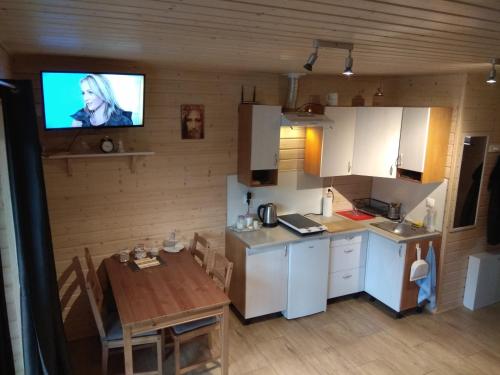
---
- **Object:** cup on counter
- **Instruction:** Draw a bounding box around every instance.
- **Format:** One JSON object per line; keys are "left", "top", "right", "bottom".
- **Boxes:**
{"left": 236, "top": 215, "right": 245, "bottom": 230}
{"left": 253, "top": 220, "right": 261, "bottom": 230}
{"left": 245, "top": 215, "right": 254, "bottom": 228}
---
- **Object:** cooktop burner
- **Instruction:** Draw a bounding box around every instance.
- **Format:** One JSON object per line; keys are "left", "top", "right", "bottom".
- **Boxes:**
{"left": 278, "top": 214, "right": 327, "bottom": 235}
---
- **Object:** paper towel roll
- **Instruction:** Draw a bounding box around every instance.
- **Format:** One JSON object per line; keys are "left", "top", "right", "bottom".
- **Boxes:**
{"left": 322, "top": 195, "right": 333, "bottom": 217}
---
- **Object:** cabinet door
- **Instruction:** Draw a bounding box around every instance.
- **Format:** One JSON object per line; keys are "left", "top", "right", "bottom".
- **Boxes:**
{"left": 250, "top": 105, "right": 281, "bottom": 170}
{"left": 365, "top": 233, "right": 406, "bottom": 311}
{"left": 352, "top": 107, "right": 403, "bottom": 178}
{"left": 399, "top": 108, "right": 430, "bottom": 172}
{"left": 322, "top": 107, "right": 356, "bottom": 176}
{"left": 245, "top": 244, "right": 288, "bottom": 319}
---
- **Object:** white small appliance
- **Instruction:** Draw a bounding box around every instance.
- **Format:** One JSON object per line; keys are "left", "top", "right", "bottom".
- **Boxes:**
{"left": 278, "top": 214, "right": 327, "bottom": 235}
{"left": 283, "top": 238, "right": 330, "bottom": 319}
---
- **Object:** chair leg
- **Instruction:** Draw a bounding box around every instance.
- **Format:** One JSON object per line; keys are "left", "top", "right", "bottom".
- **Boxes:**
{"left": 156, "top": 336, "right": 163, "bottom": 375}
{"left": 101, "top": 344, "right": 109, "bottom": 375}
{"left": 174, "top": 337, "right": 181, "bottom": 375}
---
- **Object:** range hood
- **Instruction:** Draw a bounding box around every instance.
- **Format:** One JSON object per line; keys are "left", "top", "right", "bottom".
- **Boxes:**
{"left": 281, "top": 72, "right": 332, "bottom": 126}
{"left": 280, "top": 112, "right": 331, "bottom": 126}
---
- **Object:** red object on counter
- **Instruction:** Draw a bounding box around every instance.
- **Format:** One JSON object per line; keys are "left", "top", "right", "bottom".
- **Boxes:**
{"left": 336, "top": 210, "right": 375, "bottom": 221}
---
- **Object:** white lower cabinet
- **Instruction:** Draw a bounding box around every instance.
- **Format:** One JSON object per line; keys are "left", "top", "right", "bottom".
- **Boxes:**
{"left": 328, "top": 232, "right": 367, "bottom": 299}
{"left": 364, "top": 232, "right": 406, "bottom": 312}
{"left": 245, "top": 244, "right": 288, "bottom": 319}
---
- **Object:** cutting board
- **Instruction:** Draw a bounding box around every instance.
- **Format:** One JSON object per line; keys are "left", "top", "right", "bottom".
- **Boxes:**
{"left": 324, "top": 219, "right": 365, "bottom": 233}
{"left": 336, "top": 210, "right": 375, "bottom": 221}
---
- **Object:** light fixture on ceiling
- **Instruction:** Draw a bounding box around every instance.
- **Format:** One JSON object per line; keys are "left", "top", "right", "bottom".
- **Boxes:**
{"left": 343, "top": 50, "right": 354, "bottom": 76}
{"left": 303, "top": 39, "right": 354, "bottom": 74}
{"left": 486, "top": 58, "right": 499, "bottom": 84}
{"left": 303, "top": 41, "right": 319, "bottom": 71}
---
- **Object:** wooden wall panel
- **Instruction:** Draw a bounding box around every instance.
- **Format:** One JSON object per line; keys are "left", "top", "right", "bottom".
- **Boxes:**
{"left": 12, "top": 55, "right": 281, "bottom": 340}
{"left": 0, "top": 46, "right": 11, "bottom": 78}
{"left": 383, "top": 72, "right": 500, "bottom": 312}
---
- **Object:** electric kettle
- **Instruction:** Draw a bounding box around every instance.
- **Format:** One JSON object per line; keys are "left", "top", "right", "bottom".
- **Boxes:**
{"left": 257, "top": 203, "right": 278, "bottom": 227}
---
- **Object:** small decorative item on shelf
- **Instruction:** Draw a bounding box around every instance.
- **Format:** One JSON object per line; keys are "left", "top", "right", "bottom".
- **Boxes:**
{"left": 117, "top": 139, "right": 125, "bottom": 153}
{"left": 373, "top": 84, "right": 384, "bottom": 106}
{"left": 100, "top": 136, "right": 115, "bottom": 153}
{"left": 351, "top": 92, "right": 365, "bottom": 106}
{"left": 240, "top": 85, "right": 258, "bottom": 104}
{"left": 327, "top": 92, "right": 338, "bottom": 106}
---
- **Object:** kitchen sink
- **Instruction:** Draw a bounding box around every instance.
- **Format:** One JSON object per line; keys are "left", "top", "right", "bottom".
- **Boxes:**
{"left": 370, "top": 221, "right": 430, "bottom": 238}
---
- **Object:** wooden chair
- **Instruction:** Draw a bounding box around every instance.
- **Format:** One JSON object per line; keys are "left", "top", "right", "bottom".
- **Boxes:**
{"left": 189, "top": 232, "right": 213, "bottom": 272}
{"left": 169, "top": 253, "right": 234, "bottom": 375}
{"left": 80, "top": 250, "right": 164, "bottom": 375}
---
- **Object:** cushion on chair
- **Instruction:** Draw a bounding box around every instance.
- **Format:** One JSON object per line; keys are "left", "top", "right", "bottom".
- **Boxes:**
{"left": 171, "top": 317, "right": 217, "bottom": 335}
{"left": 104, "top": 312, "right": 157, "bottom": 341}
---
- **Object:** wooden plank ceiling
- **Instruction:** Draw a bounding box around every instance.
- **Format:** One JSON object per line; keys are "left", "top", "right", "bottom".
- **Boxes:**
{"left": 1, "top": 0, "right": 500, "bottom": 75}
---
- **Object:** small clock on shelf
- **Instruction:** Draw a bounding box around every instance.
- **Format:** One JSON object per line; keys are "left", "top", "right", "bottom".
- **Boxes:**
{"left": 100, "top": 137, "right": 115, "bottom": 153}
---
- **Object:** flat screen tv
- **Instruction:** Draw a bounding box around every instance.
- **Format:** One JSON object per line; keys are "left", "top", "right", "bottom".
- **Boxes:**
{"left": 41, "top": 71, "right": 145, "bottom": 130}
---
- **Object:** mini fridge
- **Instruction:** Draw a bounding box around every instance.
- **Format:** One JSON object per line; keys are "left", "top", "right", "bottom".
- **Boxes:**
{"left": 283, "top": 237, "right": 330, "bottom": 319}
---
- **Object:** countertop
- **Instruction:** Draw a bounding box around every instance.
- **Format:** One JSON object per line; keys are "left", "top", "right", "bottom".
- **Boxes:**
{"left": 227, "top": 212, "right": 441, "bottom": 249}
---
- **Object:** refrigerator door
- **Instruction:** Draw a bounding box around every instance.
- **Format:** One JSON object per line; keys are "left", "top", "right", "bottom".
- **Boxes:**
{"left": 283, "top": 238, "right": 330, "bottom": 319}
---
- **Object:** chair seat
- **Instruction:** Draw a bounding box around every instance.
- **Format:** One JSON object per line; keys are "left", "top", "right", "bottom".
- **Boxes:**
{"left": 171, "top": 317, "right": 217, "bottom": 335}
{"left": 104, "top": 312, "right": 157, "bottom": 341}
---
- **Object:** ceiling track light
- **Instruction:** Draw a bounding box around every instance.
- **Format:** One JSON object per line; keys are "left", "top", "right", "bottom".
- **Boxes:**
{"left": 486, "top": 58, "right": 499, "bottom": 84}
{"left": 303, "top": 39, "right": 354, "bottom": 74}
{"left": 343, "top": 50, "right": 354, "bottom": 76}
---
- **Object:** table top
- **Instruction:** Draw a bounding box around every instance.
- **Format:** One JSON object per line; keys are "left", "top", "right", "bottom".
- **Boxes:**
{"left": 104, "top": 250, "right": 230, "bottom": 327}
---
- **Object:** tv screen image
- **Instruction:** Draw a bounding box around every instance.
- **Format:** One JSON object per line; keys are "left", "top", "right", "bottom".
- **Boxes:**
{"left": 41, "top": 72, "right": 145, "bottom": 130}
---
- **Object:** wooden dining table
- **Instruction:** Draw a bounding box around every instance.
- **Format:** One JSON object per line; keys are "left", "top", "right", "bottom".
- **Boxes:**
{"left": 104, "top": 249, "right": 231, "bottom": 375}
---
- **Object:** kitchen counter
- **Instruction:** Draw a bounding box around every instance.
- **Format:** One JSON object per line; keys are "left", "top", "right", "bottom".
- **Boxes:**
{"left": 228, "top": 212, "right": 441, "bottom": 249}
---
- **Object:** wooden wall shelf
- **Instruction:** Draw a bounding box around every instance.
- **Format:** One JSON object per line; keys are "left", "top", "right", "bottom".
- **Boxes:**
{"left": 42, "top": 151, "right": 155, "bottom": 176}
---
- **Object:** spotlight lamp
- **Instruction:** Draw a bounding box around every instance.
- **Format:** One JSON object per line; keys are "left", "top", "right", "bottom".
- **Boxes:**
{"left": 303, "top": 45, "right": 319, "bottom": 71}
{"left": 303, "top": 39, "right": 354, "bottom": 74}
{"left": 343, "top": 50, "right": 354, "bottom": 76}
{"left": 486, "top": 58, "right": 498, "bottom": 84}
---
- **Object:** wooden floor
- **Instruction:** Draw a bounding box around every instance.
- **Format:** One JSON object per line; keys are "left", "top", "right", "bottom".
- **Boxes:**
{"left": 69, "top": 295, "right": 500, "bottom": 374}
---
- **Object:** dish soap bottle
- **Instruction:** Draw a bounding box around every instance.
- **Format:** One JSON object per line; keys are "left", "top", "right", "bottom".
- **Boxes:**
{"left": 424, "top": 206, "right": 436, "bottom": 232}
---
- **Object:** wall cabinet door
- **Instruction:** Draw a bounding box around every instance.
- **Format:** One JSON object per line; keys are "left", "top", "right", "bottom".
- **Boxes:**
{"left": 322, "top": 107, "right": 356, "bottom": 176}
{"left": 365, "top": 233, "right": 406, "bottom": 312}
{"left": 250, "top": 105, "right": 281, "bottom": 170}
{"left": 304, "top": 107, "right": 356, "bottom": 177}
{"left": 245, "top": 244, "right": 288, "bottom": 319}
{"left": 399, "top": 108, "right": 430, "bottom": 173}
{"left": 352, "top": 107, "right": 403, "bottom": 178}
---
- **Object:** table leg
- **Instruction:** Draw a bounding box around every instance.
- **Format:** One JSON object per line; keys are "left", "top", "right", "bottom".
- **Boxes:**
{"left": 221, "top": 305, "right": 229, "bottom": 375}
{"left": 123, "top": 325, "right": 133, "bottom": 375}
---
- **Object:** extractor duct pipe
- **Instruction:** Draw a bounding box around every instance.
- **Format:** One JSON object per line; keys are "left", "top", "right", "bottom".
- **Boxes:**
{"left": 284, "top": 73, "right": 304, "bottom": 112}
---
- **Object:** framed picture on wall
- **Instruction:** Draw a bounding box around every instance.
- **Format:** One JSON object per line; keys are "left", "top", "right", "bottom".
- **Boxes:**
{"left": 181, "top": 104, "right": 204, "bottom": 139}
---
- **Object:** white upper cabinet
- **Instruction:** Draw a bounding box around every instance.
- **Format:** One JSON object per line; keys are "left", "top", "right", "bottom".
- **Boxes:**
{"left": 399, "top": 108, "right": 430, "bottom": 173}
{"left": 304, "top": 107, "right": 356, "bottom": 177}
{"left": 250, "top": 105, "right": 281, "bottom": 170}
{"left": 352, "top": 107, "right": 403, "bottom": 178}
{"left": 238, "top": 104, "right": 281, "bottom": 186}
{"left": 397, "top": 107, "right": 451, "bottom": 184}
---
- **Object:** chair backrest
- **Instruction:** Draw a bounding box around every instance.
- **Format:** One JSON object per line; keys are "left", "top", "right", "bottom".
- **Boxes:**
{"left": 82, "top": 249, "right": 107, "bottom": 340}
{"left": 209, "top": 253, "right": 234, "bottom": 295}
{"left": 190, "top": 232, "right": 212, "bottom": 271}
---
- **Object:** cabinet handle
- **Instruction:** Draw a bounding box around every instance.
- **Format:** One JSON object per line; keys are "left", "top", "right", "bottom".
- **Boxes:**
{"left": 342, "top": 274, "right": 352, "bottom": 279}
{"left": 285, "top": 246, "right": 288, "bottom": 257}
{"left": 344, "top": 249, "right": 354, "bottom": 253}
{"left": 390, "top": 165, "right": 394, "bottom": 176}
{"left": 308, "top": 246, "right": 314, "bottom": 249}
{"left": 398, "top": 153, "right": 403, "bottom": 167}
{"left": 347, "top": 161, "right": 351, "bottom": 173}
{"left": 399, "top": 245, "right": 402, "bottom": 257}
{"left": 274, "top": 153, "right": 278, "bottom": 167}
